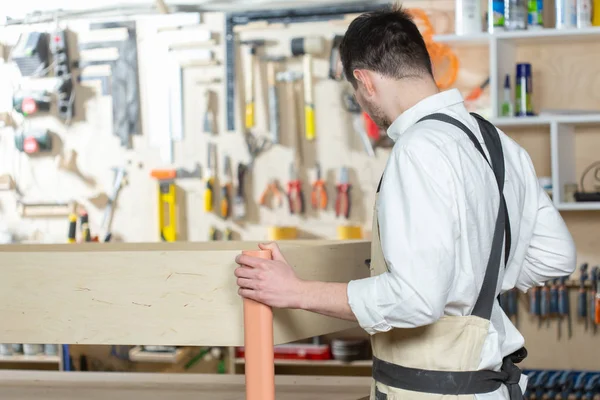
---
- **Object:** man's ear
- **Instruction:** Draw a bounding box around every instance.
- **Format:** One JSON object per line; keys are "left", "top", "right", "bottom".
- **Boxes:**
{"left": 353, "top": 69, "right": 376, "bottom": 96}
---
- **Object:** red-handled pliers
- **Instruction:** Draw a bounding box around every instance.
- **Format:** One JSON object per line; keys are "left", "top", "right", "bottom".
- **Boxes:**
{"left": 335, "top": 167, "right": 351, "bottom": 219}
{"left": 287, "top": 164, "right": 305, "bottom": 215}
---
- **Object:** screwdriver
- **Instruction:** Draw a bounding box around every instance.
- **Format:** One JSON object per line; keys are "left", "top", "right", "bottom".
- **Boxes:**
{"left": 67, "top": 212, "right": 77, "bottom": 243}
{"left": 578, "top": 263, "right": 589, "bottom": 325}
{"left": 540, "top": 281, "right": 550, "bottom": 320}
{"left": 335, "top": 167, "right": 351, "bottom": 219}
{"left": 507, "top": 288, "right": 518, "bottom": 321}
{"left": 233, "top": 163, "right": 247, "bottom": 220}
{"left": 287, "top": 163, "right": 304, "bottom": 215}
{"left": 220, "top": 155, "right": 232, "bottom": 219}
{"left": 80, "top": 210, "right": 91, "bottom": 242}
{"left": 529, "top": 286, "right": 541, "bottom": 317}
{"left": 558, "top": 276, "right": 570, "bottom": 339}
{"left": 550, "top": 278, "right": 559, "bottom": 315}
{"left": 590, "top": 266, "right": 598, "bottom": 331}
{"left": 204, "top": 144, "right": 216, "bottom": 213}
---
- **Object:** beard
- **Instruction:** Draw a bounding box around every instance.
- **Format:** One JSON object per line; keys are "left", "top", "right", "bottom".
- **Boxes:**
{"left": 362, "top": 99, "right": 391, "bottom": 130}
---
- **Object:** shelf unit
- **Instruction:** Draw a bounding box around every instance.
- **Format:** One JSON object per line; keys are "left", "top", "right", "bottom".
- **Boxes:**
{"left": 0, "top": 354, "right": 60, "bottom": 364}
{"left": 435, "top": 27, "right": 600, "bottom": 211}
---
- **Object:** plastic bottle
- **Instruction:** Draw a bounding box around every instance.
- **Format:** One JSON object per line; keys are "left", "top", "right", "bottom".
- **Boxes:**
{"left": 576, "top": 0, "right": 592, "bottom": 27}
{"left": 515, "top": 63, "right": 534, "bottom": 117}
{"left": 501, "top": 74, "right": 514, "bottom": 117}
{"left": 505, "top": 0, "right": 529, "bottom": 30}
{"left": 593, "top": 0, "right": 600, "bottom": 25}
{"left": 456, "top": 0, "right": 483, "bottom": 34}
{"left": 488, "top": 0, "right": 506, "bottom": 32}
{"left": 528, "top": 0, "right": 544, "bottom": 27}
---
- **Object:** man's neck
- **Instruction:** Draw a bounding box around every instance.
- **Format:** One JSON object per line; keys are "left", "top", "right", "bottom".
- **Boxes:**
{"left": 383, "top": 78, "right": 440, "bottom": 123}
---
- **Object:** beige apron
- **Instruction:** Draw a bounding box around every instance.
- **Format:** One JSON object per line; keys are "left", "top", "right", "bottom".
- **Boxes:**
{"left": 364, "top": 112, "right": 524, "bottom": 400}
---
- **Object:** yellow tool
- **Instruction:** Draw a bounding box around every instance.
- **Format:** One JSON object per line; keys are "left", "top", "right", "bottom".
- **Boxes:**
{"left": 241, "top": 40, "right": 266, "bottom": 130}
{"left": 157, "top": 181, "right": 177, "bottom": 242}
{"left": 151, "top": 164, "right": 201, "bottom": 242}
{"left": 267, "top": 226, "right": 297, "bottom": 241}
{"left": 204, "top": 143, "right": 216, "bottom": 212}
{"left": 337, "top": 225, "right": 363, "bottom": 240}
{"left": 220, "top": 155, "right": 232, "bottom": 219}
{"left": 67, "top": 213, "right": 77, "bottom": 243}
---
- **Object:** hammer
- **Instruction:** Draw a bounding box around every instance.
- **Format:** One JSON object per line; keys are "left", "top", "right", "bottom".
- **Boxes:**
{"left": 262, "top": 55, "right": 286, "bottom": 144}
{"left": 290, "top": 36, "right": 325, "bottom": 141}
{"left": 240, "top": 40, "right": 266, "bottom": 131}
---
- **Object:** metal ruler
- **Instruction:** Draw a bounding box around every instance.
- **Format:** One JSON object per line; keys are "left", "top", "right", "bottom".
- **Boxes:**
{"left": 224, "top": 3, "right": 387, "bottom": 132}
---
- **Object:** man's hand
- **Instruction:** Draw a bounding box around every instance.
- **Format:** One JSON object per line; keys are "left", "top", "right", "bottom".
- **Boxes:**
{"left": 235, "top": 242, "right": 305, "bottom": 309}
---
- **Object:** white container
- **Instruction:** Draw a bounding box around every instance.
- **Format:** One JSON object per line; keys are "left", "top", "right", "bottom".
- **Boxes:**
{"left": 44, "top": 344, "right": 58, "bottom": 356}
{"left": 456, "top": 0, "right": 483, "bottom": 34}
{"left": 12, "top": 344, "right": 23, "bottom": 354}
{"left": 0, "top": 344, "right": 13, "bottom": 356}
{"left": 576, "top": 0, "right": 592, "bottom": 27}
{"left": 23, "top": 344, "right": 43, "bottom": 355}
{"left": 556, "top": 0, "right": 576, "bottom": 28}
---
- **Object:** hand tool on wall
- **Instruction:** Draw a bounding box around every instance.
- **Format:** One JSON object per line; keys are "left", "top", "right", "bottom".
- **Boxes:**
{"left": 342, "top": 89, "right": 375, "bottom": 157}
{"left": 241, "top": 40, "right": 266, "bottom": 131}
{"left": 150, "top": 164, "right": 201, "bottom": 242}
{"left": 80, "top": 210, "right": 91, "bottom": 242}
{"left": 245, "top": 131, "right": 272, "bottom": 167}
{"left": 209, "top": 226, "right": 219, "bottom": 241}
{"left": 204, "top": 143, "right": 216, "bottom": 213}
{"left": 233, "top": 163, "right": 248, "bottom": 221}
{"left": 533, "top": 371, "right": 550, "bottom": 400}
{"left": 263, "top": 56, "right": 285, "bottom": 144}
{"left": 102, "top": 167, "right": 126, "bottom": 242}
{"left": 558, "top": 371, "right": 575, "bottom": 400}
{"left": 225, "top": 228, "right": 233, "bottom": 241}
{"left": 573, "top": 373, "right": 588, "bottom": 400}
{"left": 540, "top": 281, "right": 550, "bottom": 322}
{"left": 220, "top": 155, "right": 232, "bottom": 219}
{"left": 259, "top": 180, "right": 283, "bottom": 209}
{"left": 335, "top": 167, "right": 351, "bottom": 219}
{"left": 328, "top": 35, "right": 344, "bottom": 81}
{"left": 595, "top": 271, "right": 600, "bottom": 325}
{"left": 544, "top": 372, "right": 561, "bottom": 400}
{"left": 290, "top": 36, "right": 324, "bottom": 141}
{"left": 277, "top": 70, "right": 305, "bottom": 163}
{"left": 583, "top": 374, "right": 600, "bottom": 400}
{"left": 550, "top": 278, "right": 559, "bottom": 315}
{"left": 68, "top": 212, "right": 77, "bottom": 243}
{"left": 507, "top": 288, "right": 518, "bottom": 323}
{"left": 311, "top": 163, "right": 328, "bottom": 210}
{"left": 287, "top": 164, "right": 305, "bottom": 215}
{"left": 202, "top": 89, "right": 216, "bottom": 134}
{"left": 529, "top": 286, "right": 541, "bottom": 320}
{"left": 558, "top": 276, "right": 571, "bottom": 339}
{"left": 590, "top": 266, "right": 598, "bottom": 332}
{"left": 578, "top": 263, "right": 589, "bottom": 327}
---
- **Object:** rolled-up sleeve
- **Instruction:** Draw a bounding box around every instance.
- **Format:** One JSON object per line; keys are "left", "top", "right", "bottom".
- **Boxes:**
{"left": 348, "top": 140, "right": 459, "bottom": 334}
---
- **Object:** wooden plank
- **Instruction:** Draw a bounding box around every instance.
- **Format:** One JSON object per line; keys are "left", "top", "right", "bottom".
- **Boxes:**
{"left": 0, "top": 371, "right": 371, "bottom": 400}
{"left": 0, "top": 241, "right": 370, "bottom": 346}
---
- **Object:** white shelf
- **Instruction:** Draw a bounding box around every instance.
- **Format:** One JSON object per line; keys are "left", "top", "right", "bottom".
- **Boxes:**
{"left": 491, "top": 114, "right": 600, "bottom": 127}
{"left": 434, "top": 27, "right": 600, "bottom": 45}
{"left": 0, "top": 354, "right": 60, "bottom": 363}
{"left": 557, "top": 202, "right": 600, "bottom": 211}
{"left": 235, "top": 358, "right": 372, "bottom": 367}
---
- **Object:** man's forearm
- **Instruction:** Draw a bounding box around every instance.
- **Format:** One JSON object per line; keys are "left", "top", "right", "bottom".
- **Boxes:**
{"left": 297, "top": 281, "right": 358, "bottom": 322}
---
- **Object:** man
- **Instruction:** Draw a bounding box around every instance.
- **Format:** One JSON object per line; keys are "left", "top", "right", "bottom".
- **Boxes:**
{"left": 234, "top": 5, "right": 576, "bottom": 400}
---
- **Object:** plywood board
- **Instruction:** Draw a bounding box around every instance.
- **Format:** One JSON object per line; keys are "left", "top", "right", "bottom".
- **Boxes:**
{"left": 0, "top": 240, "right": 369, "bottom": 346}
{"left": 0, "top": 371, "right": 371, "bottom": 400}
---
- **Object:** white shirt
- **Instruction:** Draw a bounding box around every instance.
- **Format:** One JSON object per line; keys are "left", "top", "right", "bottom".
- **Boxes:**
{"left": 347, "top": 89, "right": 576, "bottom": 399}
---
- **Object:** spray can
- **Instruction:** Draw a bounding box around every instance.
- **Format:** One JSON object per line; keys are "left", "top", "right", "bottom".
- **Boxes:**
{"left": 515, "top": 63, "right": 534, "bottom": 117}
{"left": 576, "top": 0, "right": 592, "bottom": 27}
{"left": 456, "top": 0, "right": 483, "bottom": 34}
{"left": 528, "top": 0, "right": 544, "bottom": 27}
{"left": 501, "top": 74, "right": 514, "bottom": 117}
{"left": 488, "top": 0, "right": 506, "bottom": 32}
{"left": 556, "top": 0, "right": 575, "bottom": 28}
{"left": 505, "top": 0, "right": 529, "bottom": 30}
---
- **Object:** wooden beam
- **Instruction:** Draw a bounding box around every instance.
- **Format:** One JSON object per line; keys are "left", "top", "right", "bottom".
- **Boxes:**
{"left": 0, "top": 371, "right": 371, "bottom": 400}
{"left": 0, "top": 241, "right": 369, "bottom": 346}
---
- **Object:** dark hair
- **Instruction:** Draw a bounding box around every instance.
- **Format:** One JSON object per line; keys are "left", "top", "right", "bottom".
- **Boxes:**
{"left": 340, "top": 5, "right": 433, "bottom": 87}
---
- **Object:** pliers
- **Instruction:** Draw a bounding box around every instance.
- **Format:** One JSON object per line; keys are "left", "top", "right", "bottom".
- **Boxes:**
{"left": 287, "top": 164, "right": 304, "bottom": 215}
{"left": 259, "top": 179, "right": 283, "bottom": 208}
{"left": 311, "top": 163, "right": 328, "bottom": 210}
{"left": 335, "top": 167, "right": 351, "bottom": 219}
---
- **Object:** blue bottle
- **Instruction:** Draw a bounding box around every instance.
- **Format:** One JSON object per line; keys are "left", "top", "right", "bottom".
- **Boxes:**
{"left": 515, "top": 63, "right": 534, "bottom": 117}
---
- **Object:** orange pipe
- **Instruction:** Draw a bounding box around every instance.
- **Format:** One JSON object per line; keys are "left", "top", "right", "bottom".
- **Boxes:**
{"left": 242, "top": 249, "right": 275, "bottom": 400}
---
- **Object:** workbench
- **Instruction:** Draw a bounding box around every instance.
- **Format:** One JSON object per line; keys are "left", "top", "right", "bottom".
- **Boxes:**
{"left": 0, "top": 371, "right": 371, "bottom": 399}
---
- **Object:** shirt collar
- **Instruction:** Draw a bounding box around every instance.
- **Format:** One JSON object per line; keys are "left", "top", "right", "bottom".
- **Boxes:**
{"left": 386, "top": 88, "right": 465, "bottom": 141}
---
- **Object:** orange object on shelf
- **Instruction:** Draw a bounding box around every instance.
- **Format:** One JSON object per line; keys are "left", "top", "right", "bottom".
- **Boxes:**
{"left": 150, "top": 169, "right": 177, "bottom": 181}
{"left": 242, "top": 249, "right": 274, "bottom": 400}
{"left": 408, "top": 8, "right": 459, "bottom": 90}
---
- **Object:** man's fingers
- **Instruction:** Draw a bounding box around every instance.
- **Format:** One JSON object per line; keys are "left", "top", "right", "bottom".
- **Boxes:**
{"left": 238, "top": 288, "right": 261, "bottom": 302}
{"left": 235, "top": 254, "right": 265, "bottom": 268}
{"left": 234, "top": 267, "right": 258, "bottom": 279}
{"left": 236, "top": 277, "right": 258, "bottom": 290}
{"left": 258, "top": 242, "right": 287, "bottom": 263}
